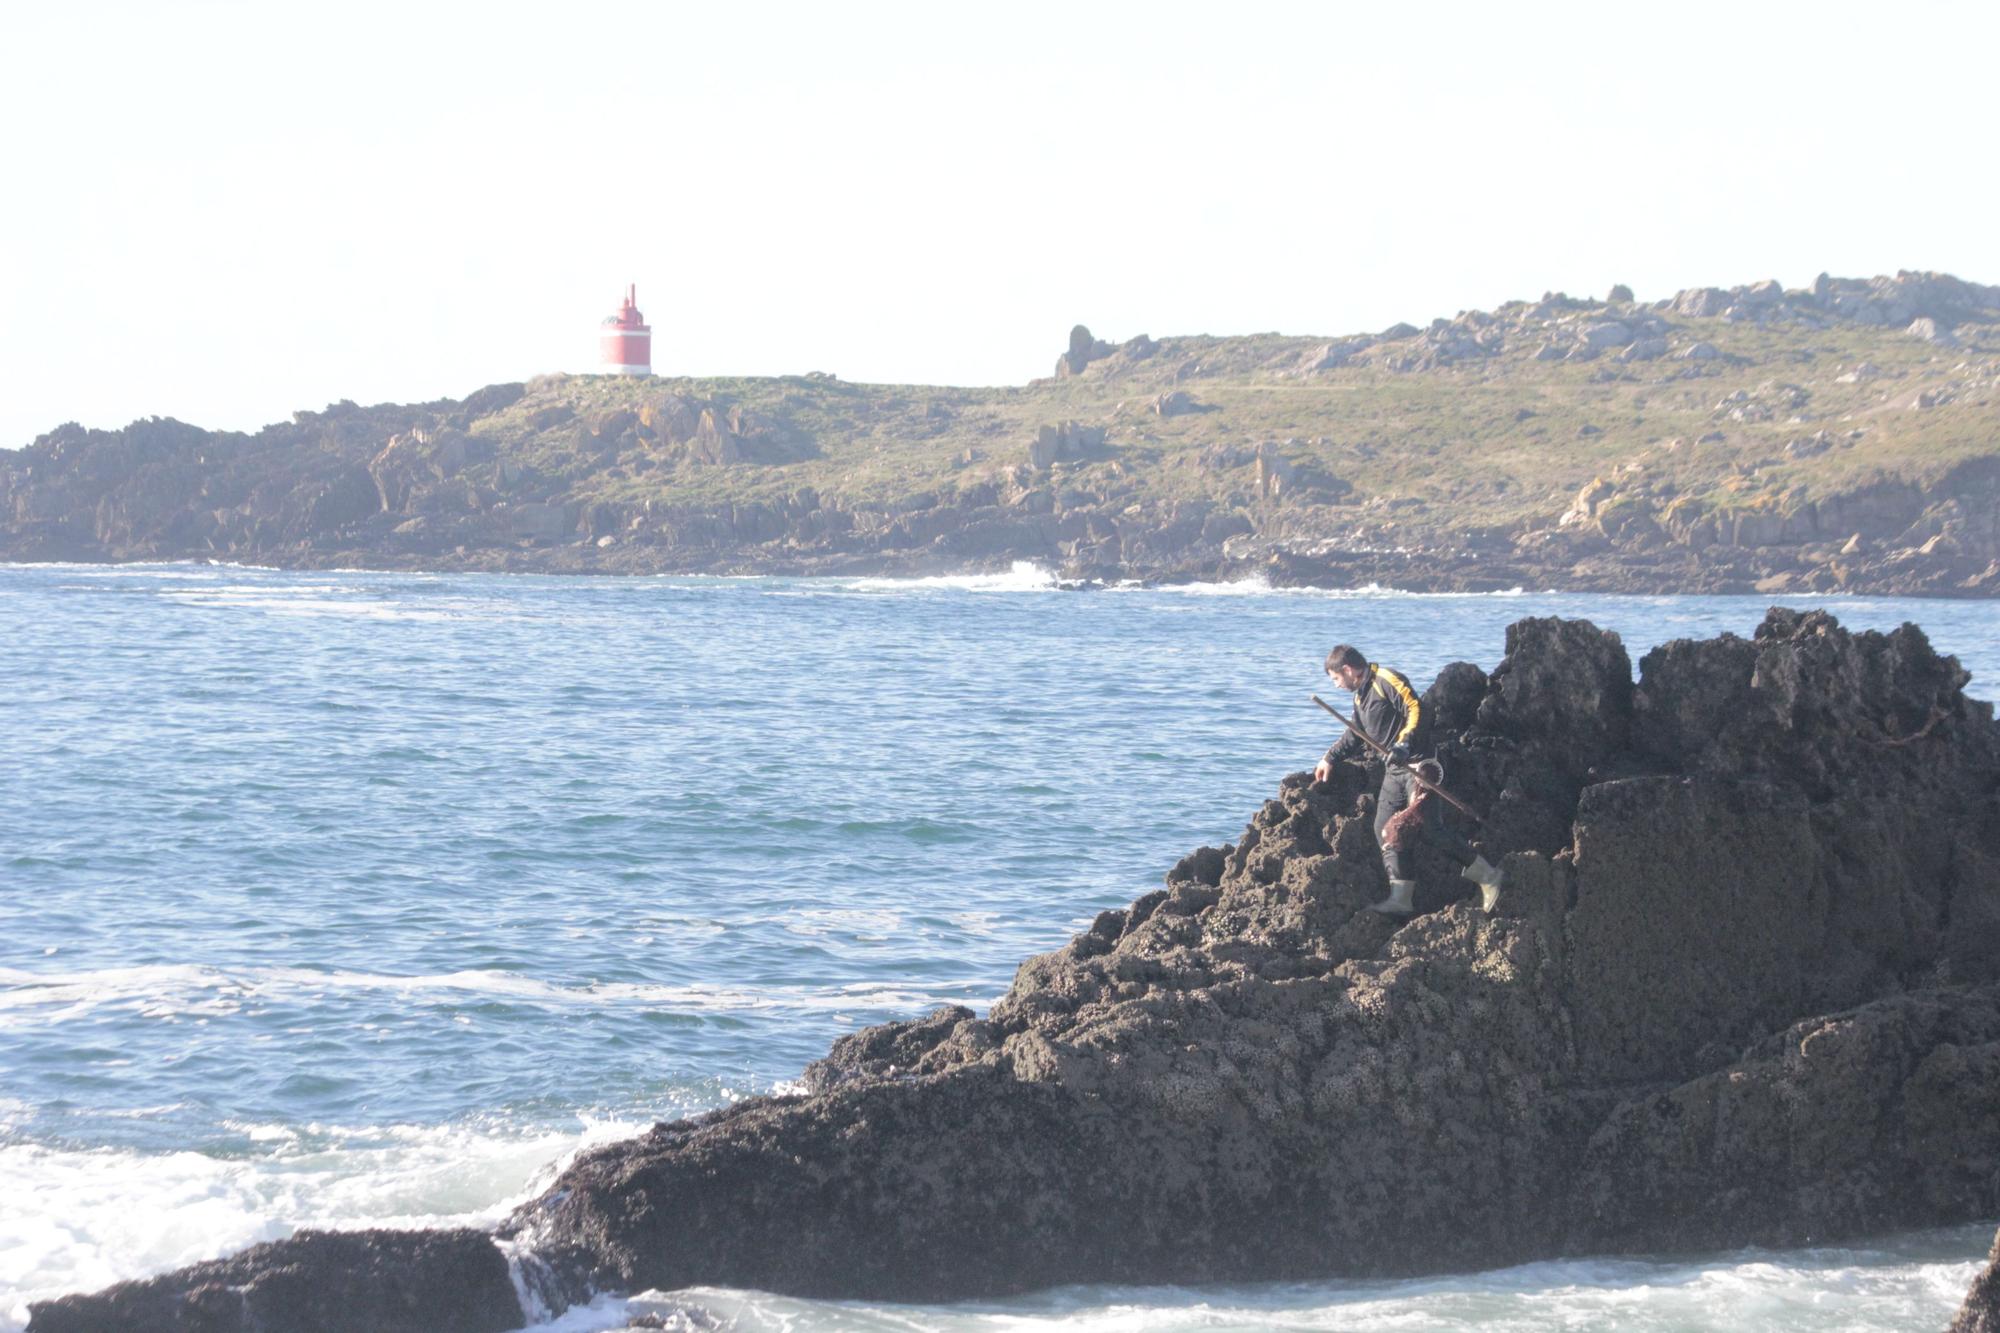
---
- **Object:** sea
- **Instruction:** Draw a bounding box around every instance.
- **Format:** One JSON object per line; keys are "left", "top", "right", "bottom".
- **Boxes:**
{"left": 2, "top": 560, "right": 1995, "bottom": 1332}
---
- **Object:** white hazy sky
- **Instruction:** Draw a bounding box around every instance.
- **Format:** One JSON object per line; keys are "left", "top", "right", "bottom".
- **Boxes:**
{"left": 1, "top": 0, "right": 1994, "bottom": 450}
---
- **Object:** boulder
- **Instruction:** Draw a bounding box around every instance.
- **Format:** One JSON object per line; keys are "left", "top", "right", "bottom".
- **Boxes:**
{"left": 291, "top": 466, "right": 381, "bottom": 537}
{"left": 587, "top": 409, "right": 639, "bottom": 439}
{"left": 1617, "top": 337, "right": 1669, "bottom": 362}
{"left": 1422, "top": 660, "right": 1488, "bottom": 734}
{"left": 690, "top": 409, "right": 740, "bottom": 465}
{"left": 1672, "top": 287, "right": 1730, "bottom": 318}
{"left": 1474, "top": 615, "right": 1633, "bottom": 789}
{"left": 368, "top": 431, "right": 433, "bottom": 513}
{"left": 1680, "top": 341, "right": 1721, "bottom": 360}
{"left": 1576, "top": 987, "right": 2000, "bottom": 1253}
{"left": 507, "top": 501, "right": 574, "bottom": 542}
{"left": 1296, "top": 342, "right": 1349, "bottom": 373}
{"left": 639, "top": 394, "right": 702, "bottom": 444}
{"left": 1197, "top": 444, "right": 1257, "bottom": 472}
{"left": 1027, "top": 421, "right": 1107, "bottom": 470}
{"left": 1578, "top": 321, "right": 1633, "bottom": 350}
{"left": 24, "top": 1229, "right": 519, "bottom": 1333}
{"left": 1559, "top": 478, "right": 1616, "bottom": 528}
{"left": 1909, "top": 317, "right": 1961, "bottom": 347}
{"left": 1741, "top": 278, "right": 1785, "bottom": 307}
{"left": 1254, "top": 444, "right": 1294, "bottom": 500}
{"left": 458, "top": 382, "right": 526, "bottom": 420}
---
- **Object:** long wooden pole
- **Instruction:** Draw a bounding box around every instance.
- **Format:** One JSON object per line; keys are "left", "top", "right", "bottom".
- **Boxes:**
{"left": 1311, "top": 694, "right": 1487, "bottom": 824}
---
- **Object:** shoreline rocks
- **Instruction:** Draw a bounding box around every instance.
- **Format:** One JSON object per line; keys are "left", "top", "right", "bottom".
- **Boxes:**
{"left": 1955, "top": 1227, "right": 2000, "bottom": 1331}
{"left": 7, "top": 443, "right": 1998, "bottom": 599}
{"left": 30, "top": 608, "right": 2000, "bottom": 1331}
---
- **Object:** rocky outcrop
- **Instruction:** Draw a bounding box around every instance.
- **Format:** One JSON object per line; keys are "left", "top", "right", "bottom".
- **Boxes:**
{"left": 1508, "top": 454, "right": 2000, "bottom": 598}
{"left": 1672, "top": 270, "right": 2000, "bottom": 331}
{"left": 31, "top": 609, "right": 2000, "bottom": 1331}
{"left": 1292, "top": 337, "right": 1374, "bottom": 374}
{"left": 1026, "top": 420, "right": 1107, "bottom": 470}
{"left": 25, "top": 1230, "right": 520, "bottom": 1333}
{"left": 1955, "top": 1227, "right": 2000, "bottom": 1332}
{"left": 1055, "top": 324, "right": 1116, "bottom": 378}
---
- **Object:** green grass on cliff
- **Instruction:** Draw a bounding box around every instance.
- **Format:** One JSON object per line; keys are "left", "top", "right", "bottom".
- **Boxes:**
{"left": 452, "top": 312, "right": 1994, "bottom": 541}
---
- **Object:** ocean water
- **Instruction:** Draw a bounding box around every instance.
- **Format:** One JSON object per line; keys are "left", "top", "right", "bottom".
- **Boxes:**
{"left": 1, "top": 561, "right": 1994, "bottom": 1331}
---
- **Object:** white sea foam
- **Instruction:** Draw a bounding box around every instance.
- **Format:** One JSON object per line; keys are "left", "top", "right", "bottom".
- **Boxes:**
{"left": 0, "top": 963, "right": 984, "bottom": 1026}
{"left": 0, "top": 1115, "right": 649, "bottom": 1331}
{"left": 481, "top": 1234, "right": 1993, "bottom": 1331}
{"left": 818, "top": 566, "right": 1531, "bottom": 599}
{"left": 3, "top": 561, "right": 238, "bottom": 576}
{"left": 5, "top": 1147, "right": 1987, "bottom": 1333}
{"left": 947, "top": 910, "right": 1005, "bottom": 938}
{"left": 155, "top": 589, "right": 465, "bottom": 621}
{"left": 840, "top": 561, "right": 1061, "bottom": 594}
{"left": 784, "top": 908, "right": 906, "bottom": 940}
{"left": 1121, "top": 577, "right": 1530, "bottom": 598}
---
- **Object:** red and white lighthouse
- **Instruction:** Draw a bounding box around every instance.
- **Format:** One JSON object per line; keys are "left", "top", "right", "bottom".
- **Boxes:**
{"left": 599, "top": 284, "right": 652, "bottom": 376}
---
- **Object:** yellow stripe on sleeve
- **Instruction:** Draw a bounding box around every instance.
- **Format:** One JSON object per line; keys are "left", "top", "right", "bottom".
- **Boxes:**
{"left": 1376, "top": 667, "right": 1422, "bottom": 744}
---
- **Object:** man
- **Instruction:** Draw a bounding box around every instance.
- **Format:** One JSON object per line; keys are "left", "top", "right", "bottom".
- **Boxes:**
{"left": 1313, "top": 644, "right": 1503, "bottom": 915}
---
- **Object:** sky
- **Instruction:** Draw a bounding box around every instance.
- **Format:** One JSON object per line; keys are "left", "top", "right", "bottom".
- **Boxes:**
{"left": 0, "top": 0, "right": 1994, "bottom": 450}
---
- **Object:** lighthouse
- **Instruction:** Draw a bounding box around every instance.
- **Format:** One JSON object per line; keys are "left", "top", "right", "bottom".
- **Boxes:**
{"left": 599, "top": 284, "right": 652, "bottom": 376}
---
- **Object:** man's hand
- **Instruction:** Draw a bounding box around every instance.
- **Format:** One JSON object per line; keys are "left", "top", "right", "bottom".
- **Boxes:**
{"left": 1388, "top": 742, "right": 1410, "bottom": 768}
{"left": 1314, "top": 758, "right": 1332, "bottom": 784}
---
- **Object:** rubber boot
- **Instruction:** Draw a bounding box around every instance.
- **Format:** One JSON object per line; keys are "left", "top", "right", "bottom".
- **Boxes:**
{"left": 1368, "top": 878, "right": 1416, "bottom": 916}
{"left": 1462, "top": 855, "right": 1502, "bottom": 913}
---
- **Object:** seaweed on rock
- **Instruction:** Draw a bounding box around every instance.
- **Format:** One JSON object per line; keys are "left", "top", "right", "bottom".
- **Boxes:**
{"left": 30, "top": 609, "right": 2000, "bottom": 1332}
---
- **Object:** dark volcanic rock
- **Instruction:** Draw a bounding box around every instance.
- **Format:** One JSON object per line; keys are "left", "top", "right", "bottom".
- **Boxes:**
{"left": 31, "top": 610, "right": 2000, "bottom": 1330}
{"left": 1956, "top": 1226, "right": 2000, "bottom": 1332}
{"left": 26, "top": 1229, "right": 518, "bottom": 1333}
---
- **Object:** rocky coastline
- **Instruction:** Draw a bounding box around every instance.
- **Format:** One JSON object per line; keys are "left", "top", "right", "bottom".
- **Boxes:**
{"left": 6, "top": 451, "right": 1998, "bottom": 600}
{"left": 29, "top": 607, "right": 2000, "bottom": 1330}
{"left": 1957, "top": 1228, "right": 2000, "bottom": 1331}
{"left": 5, "top": 269, "right": 1998, "bottom": 598}
{"left": 1952, "top": 1232, "right": 2000, "bottom": 1320}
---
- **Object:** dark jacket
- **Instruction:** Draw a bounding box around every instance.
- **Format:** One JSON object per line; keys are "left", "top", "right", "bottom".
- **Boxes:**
{"left": 1324, "top": 663, "right": 1430, "bottom": 763}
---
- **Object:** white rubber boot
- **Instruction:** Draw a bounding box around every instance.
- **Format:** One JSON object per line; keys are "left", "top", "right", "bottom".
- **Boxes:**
{"left": 1462, "top": 855, "right": 1502, "bottom": 913}
{"left": 1368, "top": 878, "right": 1417, "bottom": 916}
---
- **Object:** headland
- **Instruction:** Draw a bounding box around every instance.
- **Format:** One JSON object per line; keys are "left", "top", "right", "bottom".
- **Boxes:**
{"left": 5, "top": 270, "right": 1998, "bottom": 596}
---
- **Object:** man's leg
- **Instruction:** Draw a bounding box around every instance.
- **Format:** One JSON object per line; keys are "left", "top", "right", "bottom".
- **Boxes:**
{"left": 1368, "top": 768, "right": 1418, "bottom": 915}
{"left": 1425, "top": 813, "right": 1502, "bottom": 913}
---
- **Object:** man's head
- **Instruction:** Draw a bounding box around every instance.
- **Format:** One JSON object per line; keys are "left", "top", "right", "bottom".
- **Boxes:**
{"left": 1324, "top": 644, "right": 1368, "bottom": 691}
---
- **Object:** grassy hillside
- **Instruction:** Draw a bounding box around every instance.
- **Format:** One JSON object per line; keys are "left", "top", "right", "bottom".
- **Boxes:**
{"left": 4, "top": 271, "right": 1997, "bottom": 594}
{"left": 466, "top": 297, "right": 1995, "bottom": 535}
